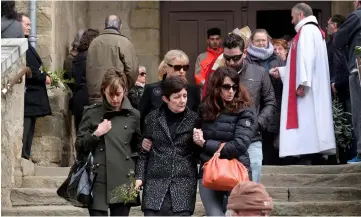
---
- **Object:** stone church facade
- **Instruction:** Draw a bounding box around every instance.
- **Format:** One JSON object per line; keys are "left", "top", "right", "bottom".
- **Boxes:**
{"left": 15, "top": 1, "right": 355, "bottom": 84}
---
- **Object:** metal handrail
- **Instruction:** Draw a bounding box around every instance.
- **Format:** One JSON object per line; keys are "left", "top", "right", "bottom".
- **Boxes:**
{"left": 2, "top": 67, "right": 32, "bottom": 95}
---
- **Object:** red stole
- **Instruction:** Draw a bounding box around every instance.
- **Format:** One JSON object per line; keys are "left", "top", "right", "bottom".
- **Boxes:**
{"left": 287, "top": 25, "right": 325, "bottom": 129}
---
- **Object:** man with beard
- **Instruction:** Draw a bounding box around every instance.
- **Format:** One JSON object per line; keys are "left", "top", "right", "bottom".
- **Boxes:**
{"left": 273, "top": 3, "right": 336, "bottom": 164}
{"left": 222, "top": 33, "right": 276, "bottom": 183}
{"left": 195, "top": 27, "right": 223, "bottom": 88}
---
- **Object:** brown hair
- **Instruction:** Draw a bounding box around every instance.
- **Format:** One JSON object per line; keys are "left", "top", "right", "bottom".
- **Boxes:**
{"left": 250, "top": 29, "right": 271, "bottom": 42}
{"left": 100, "top": 68, "right": 133, "bottom": 98}
{"left": 272, "top": 38, "right": 289, "bottom": 50}
{"left": 202, "top": 67, "right": 251, "bottom": 121}
{"left": 77, "top": 29, "right": 99, "bottom": 52}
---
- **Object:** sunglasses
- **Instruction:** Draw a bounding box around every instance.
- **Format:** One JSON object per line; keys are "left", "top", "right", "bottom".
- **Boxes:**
{"left": 221, "top": 84, "right": 239, "bottom": 91}
{"left": 139, "top": 72, "right": 146, "bottom": 77}
{"left": 224, "top": 54, "right": 243, "bottom": 62}
{"left": 167, "top": 63, "right": 189, "bottom": 71}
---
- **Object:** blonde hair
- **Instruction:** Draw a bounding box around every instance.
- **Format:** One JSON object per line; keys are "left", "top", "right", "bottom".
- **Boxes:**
{"left": 158, "top": 49, "right": 189, "bottom": 80}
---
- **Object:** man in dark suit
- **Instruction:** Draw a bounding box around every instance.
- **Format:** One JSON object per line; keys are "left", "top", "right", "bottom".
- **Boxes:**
{"left": 18, "top": 13, "right": 52, "bottom": 160}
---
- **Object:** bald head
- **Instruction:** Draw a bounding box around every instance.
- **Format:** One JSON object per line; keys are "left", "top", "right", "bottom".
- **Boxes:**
{"left": 293, "top": 3, "right": 313, "bottom": 17}
{"left": 105, "top": 15, "right": 121, "bottom": 30}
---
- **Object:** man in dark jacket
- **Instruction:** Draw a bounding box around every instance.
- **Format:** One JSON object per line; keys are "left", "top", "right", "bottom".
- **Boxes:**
{"left": 326, "top": 15, "right": 349, "bottom": 102}
{"left": 1, "top": 1, "right": 24, "bottom": 38}
{"left": 222, "top": 33, "right": 276, "bottom": 182}
{"left": 334, "top": 1, "right": 361, "bottom": 163}
{"left": 19, "top": 14, "right": 52, "bottom": 160}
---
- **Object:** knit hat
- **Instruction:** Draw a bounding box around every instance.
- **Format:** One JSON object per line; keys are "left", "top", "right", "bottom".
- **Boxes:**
{"left": 227, "top": 181, "right": 273, "bottom": 216}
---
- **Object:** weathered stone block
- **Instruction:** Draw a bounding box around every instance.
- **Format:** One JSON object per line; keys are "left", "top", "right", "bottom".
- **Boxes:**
{"left": 20, "top": 158, "right": 35, "bottom": 177}
{"left": 47, "top": 87, "right": 71, "bottom": 114}
{"left": 37, "top": 6, "right": 52, "bottom": 28}
{"left": 131, "top": 29, "right": 160, "bottom": 56}
{"left": 137, "top": 1, "right": 160, "bottom": 9}
{"left": 31, "top": 136, "right": 64, "bottom": 166}
{"left": 130, "top": 9, "right": 160, "bottom": 29}
{"left": 1, "top": 188, "right": 12, "bottom": 208}
{"left": 34, "top": 113, "right": 68, "bottom": 138}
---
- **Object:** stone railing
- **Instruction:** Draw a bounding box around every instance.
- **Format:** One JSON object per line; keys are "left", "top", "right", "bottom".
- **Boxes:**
{"left": 1, "top": 39, "right": 28, "bottom": 207}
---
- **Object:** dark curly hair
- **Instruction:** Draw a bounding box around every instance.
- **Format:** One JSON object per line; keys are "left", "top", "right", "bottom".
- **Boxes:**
{"left": 77, "top": 29, "right": 99, "bottom": 52}
{"left": 223, "top": 33, "right": 245, "bottom": 51}
{"left": 2, "top": 1, "right": 18, "bottom": 20}
{"left": 202, "top": 66, "right": 251, "bottom": 121}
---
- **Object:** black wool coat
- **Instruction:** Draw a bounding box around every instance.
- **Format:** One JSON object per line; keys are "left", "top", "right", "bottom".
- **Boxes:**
{"left": 24, "top": 42, "right": 51, "bottom": 117}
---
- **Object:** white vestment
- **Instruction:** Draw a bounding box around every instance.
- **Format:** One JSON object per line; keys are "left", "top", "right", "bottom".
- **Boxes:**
{"left": 278, "top": 16, "right": 336, "bottom": 157}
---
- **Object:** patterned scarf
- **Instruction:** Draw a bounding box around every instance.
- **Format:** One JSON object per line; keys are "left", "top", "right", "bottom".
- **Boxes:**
{"left": 247, "top": 42, "right": 274, "bottom": 60}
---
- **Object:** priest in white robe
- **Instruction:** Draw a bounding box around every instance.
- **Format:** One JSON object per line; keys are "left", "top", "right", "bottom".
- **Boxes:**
{"left": 273, "top": 3, "right": 336, "bottom": 159}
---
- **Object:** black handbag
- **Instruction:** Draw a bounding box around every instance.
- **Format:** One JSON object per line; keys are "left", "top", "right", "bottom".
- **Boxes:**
{"left": 57, "top": 153, "right": 97, "bottom": 207}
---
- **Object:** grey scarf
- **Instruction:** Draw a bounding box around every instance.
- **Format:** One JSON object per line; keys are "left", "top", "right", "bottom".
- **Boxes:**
{"left": 247, "top": 42, "right": 274, "bottom": 60}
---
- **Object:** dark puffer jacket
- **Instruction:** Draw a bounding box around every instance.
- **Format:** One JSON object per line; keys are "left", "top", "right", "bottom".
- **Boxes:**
{"left": 245, "top": 53, "right": 284, "bottom": 133}
{"left": 198, "top": 106, "right": 257, "bottom": 179}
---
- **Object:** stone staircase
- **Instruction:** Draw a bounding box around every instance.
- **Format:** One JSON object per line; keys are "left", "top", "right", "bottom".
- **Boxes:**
{"left": 2, "top": 164, "right": 361, "bottom": 216}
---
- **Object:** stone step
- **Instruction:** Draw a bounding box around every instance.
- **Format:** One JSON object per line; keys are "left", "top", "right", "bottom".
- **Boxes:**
{"left": 34, "top": 166, "right": 70, "bottom": 177}
{"left": 261, "top": 173, "right": 361, "bottom": 187}
{"left": 23, "top": 172, "right": 361, "bottom": 189}
{"left": 3, "top": 201, "right": 361, "bottom": 216}
{"left": 11, "top": 186, "right": 361, "bottom": 207}
{"left": 262, "top": 164, "right": 361, "bottom": 174}
{"left": 33, "top": 164, "right": 361, "bottom": 177}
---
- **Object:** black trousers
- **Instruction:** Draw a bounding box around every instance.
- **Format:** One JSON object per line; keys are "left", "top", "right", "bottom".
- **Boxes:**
{"left": 88, "top": 203, "right": 130, "bottom": 216}
{"left": 22, "top": 116, "right": 36, "bottom": 160}
{"left": 262, "top": 131, "right": 281, "bottom": 165}
{"left": 144, "top": 191, "right": 191, "bottom": 216}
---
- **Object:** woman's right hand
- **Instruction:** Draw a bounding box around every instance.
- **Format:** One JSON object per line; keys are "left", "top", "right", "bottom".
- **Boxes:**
{"left": 94, "top": 119, "right": 112, "bottom": 137}
{"left": 135, "top": 180, "right": 143, "bottom": 190}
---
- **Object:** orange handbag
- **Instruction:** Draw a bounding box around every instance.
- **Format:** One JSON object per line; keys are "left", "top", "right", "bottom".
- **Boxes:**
{"left": 202, "top": 143, "right": 250, "bottom": 191}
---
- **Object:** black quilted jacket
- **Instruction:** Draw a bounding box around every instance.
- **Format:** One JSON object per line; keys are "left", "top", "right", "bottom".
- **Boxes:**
{"left": 198, "top": 106, "right": 257, "bottom": 179}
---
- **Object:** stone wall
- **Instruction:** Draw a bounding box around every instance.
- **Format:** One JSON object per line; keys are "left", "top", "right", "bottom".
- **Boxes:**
{"left": 1, "top": 39, "right": 28, "bottom": 207}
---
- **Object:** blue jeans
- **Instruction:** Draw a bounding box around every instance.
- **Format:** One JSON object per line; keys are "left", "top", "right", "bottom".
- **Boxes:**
{"left": 198, "top": 179, "right": 229, "bottom": 216}
{"left": 247, "top": 141, "right": 263, "bottom": 183}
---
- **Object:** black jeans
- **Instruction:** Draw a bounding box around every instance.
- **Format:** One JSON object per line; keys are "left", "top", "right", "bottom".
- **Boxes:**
{"left": 22, "top": 116, "right": 36, "bottom": 160}
{"left": 88, "top": 203, "right": 130, "bottom": 216}
{"left": 144, "top": 191, "right": 191, "bottom": 216}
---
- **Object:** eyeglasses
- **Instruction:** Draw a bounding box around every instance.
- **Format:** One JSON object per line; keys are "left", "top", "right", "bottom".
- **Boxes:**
{"left": 139, "top": 72, "right": 146, "bottom": 77}
{"left": 167, "top": 63, "right": 189, "bottom": 71}
{"left": 221, "top": 84, "right": 239, "bottom": 91}
{"left": 224, "top": 54, "right": 243, "bottom": 62}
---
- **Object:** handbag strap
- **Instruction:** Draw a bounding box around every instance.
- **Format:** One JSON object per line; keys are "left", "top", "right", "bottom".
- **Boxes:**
{"left": 214, "top": 143, "right": 226, "bottom": 155}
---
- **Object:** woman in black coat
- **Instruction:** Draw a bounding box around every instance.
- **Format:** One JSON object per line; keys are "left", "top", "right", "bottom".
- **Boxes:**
{"left": 71, "top": 28, "right": 99, "bottom": 132}
{"left": 193, "top": 67, "right": 256, "bottom": 216}
{"left": 135, "top": 76, "right": 200, "bottom": 216}
{"left": 138, "top": 50, "right": 200, "bottom": 126}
